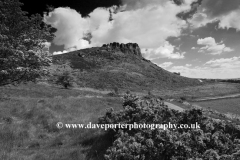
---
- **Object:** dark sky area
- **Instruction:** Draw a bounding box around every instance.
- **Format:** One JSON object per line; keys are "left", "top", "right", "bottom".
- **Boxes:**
{"left": 19, "top": 0, "right": 121, "bottom": 16}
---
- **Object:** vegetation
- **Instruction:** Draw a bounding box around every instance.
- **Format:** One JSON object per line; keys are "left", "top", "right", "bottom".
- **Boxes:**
{"left": 53, "top": 47, "right": 202, "bottom": 91}
{"left": 55, "top": 71, "right": 74, "bottom": 89}
{"left": 154, "top": 83, "right": 240, "bottom": 100}
{"left": 220, "top": 79, "right": 240, "bottom": 84}
{"left": 99, "top": 93, "right": 240, "bottom": 160}
{"left": 0, "top": 0, "right": 54, "bottom": 86}
{"left": 1, "top": 83, "right": 240, "bottom": 159}
{"left": 193, "top": 98, "right": 240, "bottom": 115}
{"left": 0, "top": 83, "right": 123, "bottom": 160}
{"left": 47, "top": 61, "right": 75, "bottom": 89}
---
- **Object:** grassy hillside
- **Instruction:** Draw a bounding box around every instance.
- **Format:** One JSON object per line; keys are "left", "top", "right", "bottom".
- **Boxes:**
{"left": 53, "top": 45, "right": 202, "bottom": 91}
{"left": 0, "top": 83, "right": 123, "bottom": 160}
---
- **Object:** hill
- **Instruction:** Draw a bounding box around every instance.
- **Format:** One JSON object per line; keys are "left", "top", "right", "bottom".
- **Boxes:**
{"left": 53, "top": 42, "right": 202, "bottom": 91}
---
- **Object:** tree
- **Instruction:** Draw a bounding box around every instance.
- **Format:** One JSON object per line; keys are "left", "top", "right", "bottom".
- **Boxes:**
{"left": 0, "top": 0, "right": 54, "bottom": 86}
{"left": 48, "top": 61, "right": 75, "bottom": 89}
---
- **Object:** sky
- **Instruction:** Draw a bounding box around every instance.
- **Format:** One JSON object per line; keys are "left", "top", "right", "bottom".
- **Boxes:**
{"left": 20, "top": 0, "right": 240, "bottom": 79}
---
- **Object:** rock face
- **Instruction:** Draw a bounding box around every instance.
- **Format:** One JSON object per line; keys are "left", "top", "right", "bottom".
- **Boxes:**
{"left": 102, "top": 42, "right": 142, "bottom": 57}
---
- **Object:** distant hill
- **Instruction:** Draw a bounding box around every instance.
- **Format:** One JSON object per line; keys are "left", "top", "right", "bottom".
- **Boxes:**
{"left": 53, "top": 42, "right": 202, "bottom": 91}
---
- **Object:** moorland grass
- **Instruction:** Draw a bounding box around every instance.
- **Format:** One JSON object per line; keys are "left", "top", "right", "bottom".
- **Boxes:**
{"left": 1, "top": 82, "right": 240, "bottom": 159}
{"left": 155, "top": 82, "right": 240, "bottom": 100}
{"left": 0, "top": 84, "right": 122, "bottom": 160}
{"left": 192, "top": 97, "right": 240, "bottom": 115}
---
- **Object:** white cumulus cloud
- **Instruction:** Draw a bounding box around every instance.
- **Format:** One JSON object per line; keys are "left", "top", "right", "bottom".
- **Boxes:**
{"left": 197, "top": 37, "right": 233, "bottom": 55}
{"left": 157, "top": 62, "right": 173, "bottom": 68}
{"left": 185, "top": 64, "right": 192, "bottom": 67}
{"left": 218, "top": 10, "right": 240, "bottom": 31}
{"left": 169, "top": 56, "right": 240, "bottom": 79}
{"left": 43, "top": 7, "right": 91, "bottom": 51}
{"left": 205, "top": 56, "right": 240, "bottom": 68}
{"left": 188, "top": 0, "right": 240, "bottom": 31}
{"left": 141, "top": 41, "right": 186, "bottom": 60}
{"left": 53, "top": 50, "right": 69, "bottom": 55}
{"left": 44, "top": 0, "right": 195, "bottom": 55}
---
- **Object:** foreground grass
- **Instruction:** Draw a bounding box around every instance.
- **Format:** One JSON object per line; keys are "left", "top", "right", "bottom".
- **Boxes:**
{"left": 0, "top": 82, "right": 107, "bottom": 99}
{"left": 1, "top": 82, "right": 240, "bottom": 159}
{"left": 0, "top": 83, "right": 122, "bottom": 160}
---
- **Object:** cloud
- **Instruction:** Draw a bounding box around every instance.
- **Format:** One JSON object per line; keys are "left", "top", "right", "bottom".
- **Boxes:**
{"left": 191, "top": 47, "right": 196, "bottom": 49}
{"left": 120, "top": 0, "right": 197, "bottom": 11}
{"left": 197, "top": 37, "right": 233, "bottom": 55}
{"left": 197, "top": 37, "right": 216, "bottom": 46}
{"left": 218, "top": 10, "right": 240, "bottom": 31}
{"left": 44, "top": 0, "right": 195, "bottom": 54}
{"left": 169, "top": 56, "right": 240, "bottom": 78}
{"left": 157, "top": 62, "right": 173, "bottom": 68}
{"left": 43, "top": 7, "right": 91, "bottom": 51}
{"left": 185, "top": 64, "right": 192, "bottom": 67}
{"left": 200, "top": 0, "right": 240, "bottom": 17}
{"left": 188, "top": 0, "right": 240, "bottom": 31}
{"left": 141, "top": 41, "right": 186, "bottom": 60}
{"left": 53, "top": 50, "right": 68, "bottom": 55}
{"left": 91, "top": 1, "right": 193, "bottom": 48}
{"left": 205, "top": 56, "right": 240, "bottom": 68}
{"left": 120, "top": 0, "right": 169, "bottom": 10}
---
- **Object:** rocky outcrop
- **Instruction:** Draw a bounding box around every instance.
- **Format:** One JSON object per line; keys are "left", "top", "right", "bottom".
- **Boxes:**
{"left": 102, "top": 42, "right": 142, "bottom": 57}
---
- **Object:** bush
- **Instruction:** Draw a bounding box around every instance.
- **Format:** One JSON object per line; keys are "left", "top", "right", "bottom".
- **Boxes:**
{"left": 113, "top": 86, "right": 119, "bottom": 95}
{"left": 98, "top": 93, "right": 240, "bottom": 160}
{"left": 107, "top": 92, "right": 118, "bottom": 97}
{"left": 180, "top": 96, "right": 187, "bottom": 101}
{"left": 55, "top": 71, "right": 74, "bottom": 89}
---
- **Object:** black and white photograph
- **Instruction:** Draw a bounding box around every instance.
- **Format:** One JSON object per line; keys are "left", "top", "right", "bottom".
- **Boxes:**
{"left": 1, "top": 0, "right": 240, "bottom": 159}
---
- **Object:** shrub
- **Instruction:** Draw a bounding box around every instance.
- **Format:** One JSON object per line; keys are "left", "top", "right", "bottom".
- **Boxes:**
{"left": 55, "top": 71, "right": 74, "bottom": 89}
{"left": 113, "top": 86, "right": 119, "bottom": 95}
{"left": 180, "top": 96, "right": 187, "bottom": 101}
{"left": 107, "top": 92, "right": 118, "bottom": 97}
{"left": 99, "top": 93, "right": 240, "bottom": 160}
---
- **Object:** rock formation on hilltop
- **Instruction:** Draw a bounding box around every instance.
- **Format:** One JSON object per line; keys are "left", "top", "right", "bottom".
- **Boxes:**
{"left": 102, "top": 42, "right": 142, "bottom": 57}
{"left": 53, "top": 42, "right": 202, "bottom": 91}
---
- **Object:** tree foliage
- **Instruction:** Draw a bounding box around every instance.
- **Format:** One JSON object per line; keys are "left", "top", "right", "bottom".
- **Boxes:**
{"left": 0, "top": 0, "right": 54, "bottom": 86}
{"left": 99, "top": 93, "right": 240, "bottom": 160}
{"left": 48, "top": 61, "right": 75, "bottom": 89}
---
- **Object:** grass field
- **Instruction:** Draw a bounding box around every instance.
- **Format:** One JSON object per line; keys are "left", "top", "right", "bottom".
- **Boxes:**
{"left": 0, "top": 83, "right": 123, "bottom": 160}
{"left": 192, "top": 98, "right": 240, "bottom": 115}
{"left": 154, "top": 82, "right": 240, "bottom": 100}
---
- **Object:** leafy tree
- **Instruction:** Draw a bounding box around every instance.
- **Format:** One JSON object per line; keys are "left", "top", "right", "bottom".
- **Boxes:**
{"left": 48, "top": 61, "right": 75, "bottom": 89}
{"left": 0, "top": 0, "right": 54, "bottom": 86}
